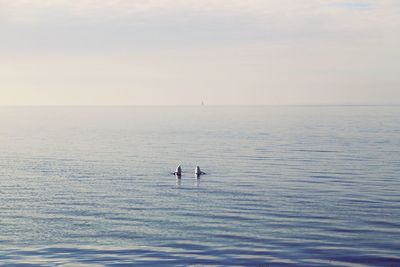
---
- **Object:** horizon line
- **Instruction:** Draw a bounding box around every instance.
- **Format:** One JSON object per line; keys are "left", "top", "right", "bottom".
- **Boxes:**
{"left": 0, "top": 104, "right": 399, "bottom": 107}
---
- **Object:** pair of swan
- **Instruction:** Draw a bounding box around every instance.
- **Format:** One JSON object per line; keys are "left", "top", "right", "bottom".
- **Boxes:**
{"left": 173, "top": 165, "right": 205, "bottom": 178}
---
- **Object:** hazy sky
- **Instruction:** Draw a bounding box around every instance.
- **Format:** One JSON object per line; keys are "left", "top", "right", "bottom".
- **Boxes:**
{"left": 0, "top": 0, "right": 399, "bottom": 105}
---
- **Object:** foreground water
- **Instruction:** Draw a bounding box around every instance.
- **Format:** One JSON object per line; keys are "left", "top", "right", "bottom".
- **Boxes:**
{"left": 0, "top": 106, "right": 399, "bottom": 266}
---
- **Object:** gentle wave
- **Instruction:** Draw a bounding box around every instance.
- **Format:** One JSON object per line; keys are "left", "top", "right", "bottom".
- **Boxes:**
{"left": 1, "top": 106, "right": 400, "bottom": 266}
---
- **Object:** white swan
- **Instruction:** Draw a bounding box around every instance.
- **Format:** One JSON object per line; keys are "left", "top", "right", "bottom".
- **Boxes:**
{"left": 195, "top": 165, "right": 205, "bottom": 177}
{"left": 173, "top": 165, "right": 182, "bottom": 177}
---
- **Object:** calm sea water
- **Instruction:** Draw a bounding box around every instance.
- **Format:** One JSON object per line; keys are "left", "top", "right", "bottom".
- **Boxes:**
{"left": 0, "top": 106, "right": 399, "bottom": 266}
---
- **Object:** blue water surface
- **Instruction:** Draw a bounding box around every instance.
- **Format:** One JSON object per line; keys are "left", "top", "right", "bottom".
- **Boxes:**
{"left": 0, "top": 106, "right": 399, "bottom": 266}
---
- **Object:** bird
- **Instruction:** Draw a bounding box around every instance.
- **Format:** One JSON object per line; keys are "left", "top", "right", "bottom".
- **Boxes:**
{"left": 195, "top": 165, "right": 206, "bottom": 177}
{"left": 173, "top": 165, "right": 182, "bottom": 177}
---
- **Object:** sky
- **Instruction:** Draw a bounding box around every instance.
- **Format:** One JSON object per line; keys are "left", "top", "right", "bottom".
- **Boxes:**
{"left": 0, "top": 0, "right": 399, "bottom": 105}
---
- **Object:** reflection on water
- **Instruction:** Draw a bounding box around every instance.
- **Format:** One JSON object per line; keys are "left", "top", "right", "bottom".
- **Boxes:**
{"left": 176, "top": 177, "right": 181, "bottom": 187}
{"left": 0, "top": 106, "right": 400, "bottom": 266}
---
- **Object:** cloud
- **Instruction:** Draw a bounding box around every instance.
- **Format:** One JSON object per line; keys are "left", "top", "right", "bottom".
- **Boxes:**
{"left": 0, "top": 1, "right": 399, "bottom": 105}
{"left": 325, "top": 2, "right": 371, "bottom": 10}
{"left": 1, "top": 0, "right": 399, "bottom": 53}
{"left": 1, "top": 1, "right": 397, "bottom": 27}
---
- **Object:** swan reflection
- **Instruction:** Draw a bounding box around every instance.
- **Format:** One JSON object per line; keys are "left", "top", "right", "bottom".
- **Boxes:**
{"left": 176, "top": 177, "right": 182, "bottom": 187}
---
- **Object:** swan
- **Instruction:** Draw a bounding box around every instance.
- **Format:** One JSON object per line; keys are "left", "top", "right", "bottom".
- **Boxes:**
{"left": 173, "top": 165, "right": 182, "bottom": 177}
{"left": 195, "top": 165, "right": 206, "bottom": 177}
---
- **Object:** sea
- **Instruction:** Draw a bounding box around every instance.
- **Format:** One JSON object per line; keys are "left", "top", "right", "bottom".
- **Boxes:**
{"left": 0, "top": 106, "right": 399, "bottom": 266}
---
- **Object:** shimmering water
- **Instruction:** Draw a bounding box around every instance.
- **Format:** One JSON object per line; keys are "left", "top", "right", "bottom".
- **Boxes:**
{"left": 0, "top": 106, "right": 399, "bottom": 266}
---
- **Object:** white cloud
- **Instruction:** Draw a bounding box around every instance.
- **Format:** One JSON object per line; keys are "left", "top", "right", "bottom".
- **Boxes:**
{"left": 1, "top": 0, "right": 397, "bottom": 25}
{"left": 1, "top": 0, "right": 398, "bottom": 52}
{"left": 1, "top": 1, "right": 398, "bottom": 38}
{"left": 0, "top": 1, "right": 399, "bottom": 104}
